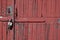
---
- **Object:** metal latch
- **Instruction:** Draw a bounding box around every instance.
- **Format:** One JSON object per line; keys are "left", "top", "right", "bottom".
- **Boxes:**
{"left": 8, "top": 19, "right": 13, "bottom": 30}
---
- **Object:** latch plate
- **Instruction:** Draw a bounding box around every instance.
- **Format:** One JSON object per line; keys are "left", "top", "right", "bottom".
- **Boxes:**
{"left": 7, "top": 6, "right": 13, "bottom": 16}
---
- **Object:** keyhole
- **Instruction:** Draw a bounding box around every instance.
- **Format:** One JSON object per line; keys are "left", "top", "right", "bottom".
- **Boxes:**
{"left": 8, "top": 8, "right": 11, "bottom": 13}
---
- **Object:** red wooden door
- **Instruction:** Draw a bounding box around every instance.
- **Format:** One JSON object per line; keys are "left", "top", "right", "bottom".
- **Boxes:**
{"left": 0, "top": 0, "right": 14, "bottom": 40}
{"left": 15, "top": 0, "right": 60, "bottom": 40}
{"left": 0, "top": 0, "right": 60, "bottom": 40}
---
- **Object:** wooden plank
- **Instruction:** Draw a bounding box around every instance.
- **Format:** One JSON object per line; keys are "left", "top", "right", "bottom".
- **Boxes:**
{"left": 49, "top": 24, "right": 54, "bottom": 40}
{"left": 3, "top": 22, "right": 7, "bottom": 40}
{"left": 15, "top": 18, "right": 45, "bottom": 23}
{"left": 0, "top": 22, "right": 3, "bottom": 40}
{"left": 28, "top": 23, "right": 33, "bottom": 40}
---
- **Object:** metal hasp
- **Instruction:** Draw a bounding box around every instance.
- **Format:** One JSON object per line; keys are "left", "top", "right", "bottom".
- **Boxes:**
{"left": 8, "top": 19, "right": 13, "bottom": 30}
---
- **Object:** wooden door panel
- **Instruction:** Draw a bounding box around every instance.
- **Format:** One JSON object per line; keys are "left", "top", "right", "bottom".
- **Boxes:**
{"left": 58, "top": 24, "right": 60, "bottom": 40}
{"left": 15, "top": 21, "right": 60, "bottom": 40}
{"left": 16, "top": 0, "right": 43, "bottom": 19}
{"left": 15, "top": 23, "right": 24, "bottom": 40}
{"left": 0, "top": 0, "right": 14, "bottom": 40}
{"left": 0, "top": 22, "right": 14, "bottom": 40}
{"left": 16, "top": 0, "right": 60, "bottom": 19}
{"left": 0, "top": 0, "right": 14, "bottom": 17}
{"left": 15, "top": 23, "right": 28, "bottom": 40}
{"left": 15, "top": 23, "right": 47, "bottom": 40}
{"left": 0, "top": 0, "right": 60, "bottom": 40}
{"left": 0, "top": 0, "right": 2, "bottom": 15}
{"left": 3, "top": 22, "right": 7, "bottom": 40}
{"left": 46, "top": 0, "right": 60, "bottom": 18}
{"left": 0, "top": 22, "right": 3, "bottom": 40}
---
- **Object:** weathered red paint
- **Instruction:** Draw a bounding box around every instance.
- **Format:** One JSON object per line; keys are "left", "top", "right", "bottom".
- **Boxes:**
{"left": 0, "top": 0, "right": 60, "bottom": 40}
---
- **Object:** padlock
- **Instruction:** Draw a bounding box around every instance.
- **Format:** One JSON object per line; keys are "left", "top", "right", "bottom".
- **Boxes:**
{"left": 8, "top": 19, "right": 13, "bottom": 30}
